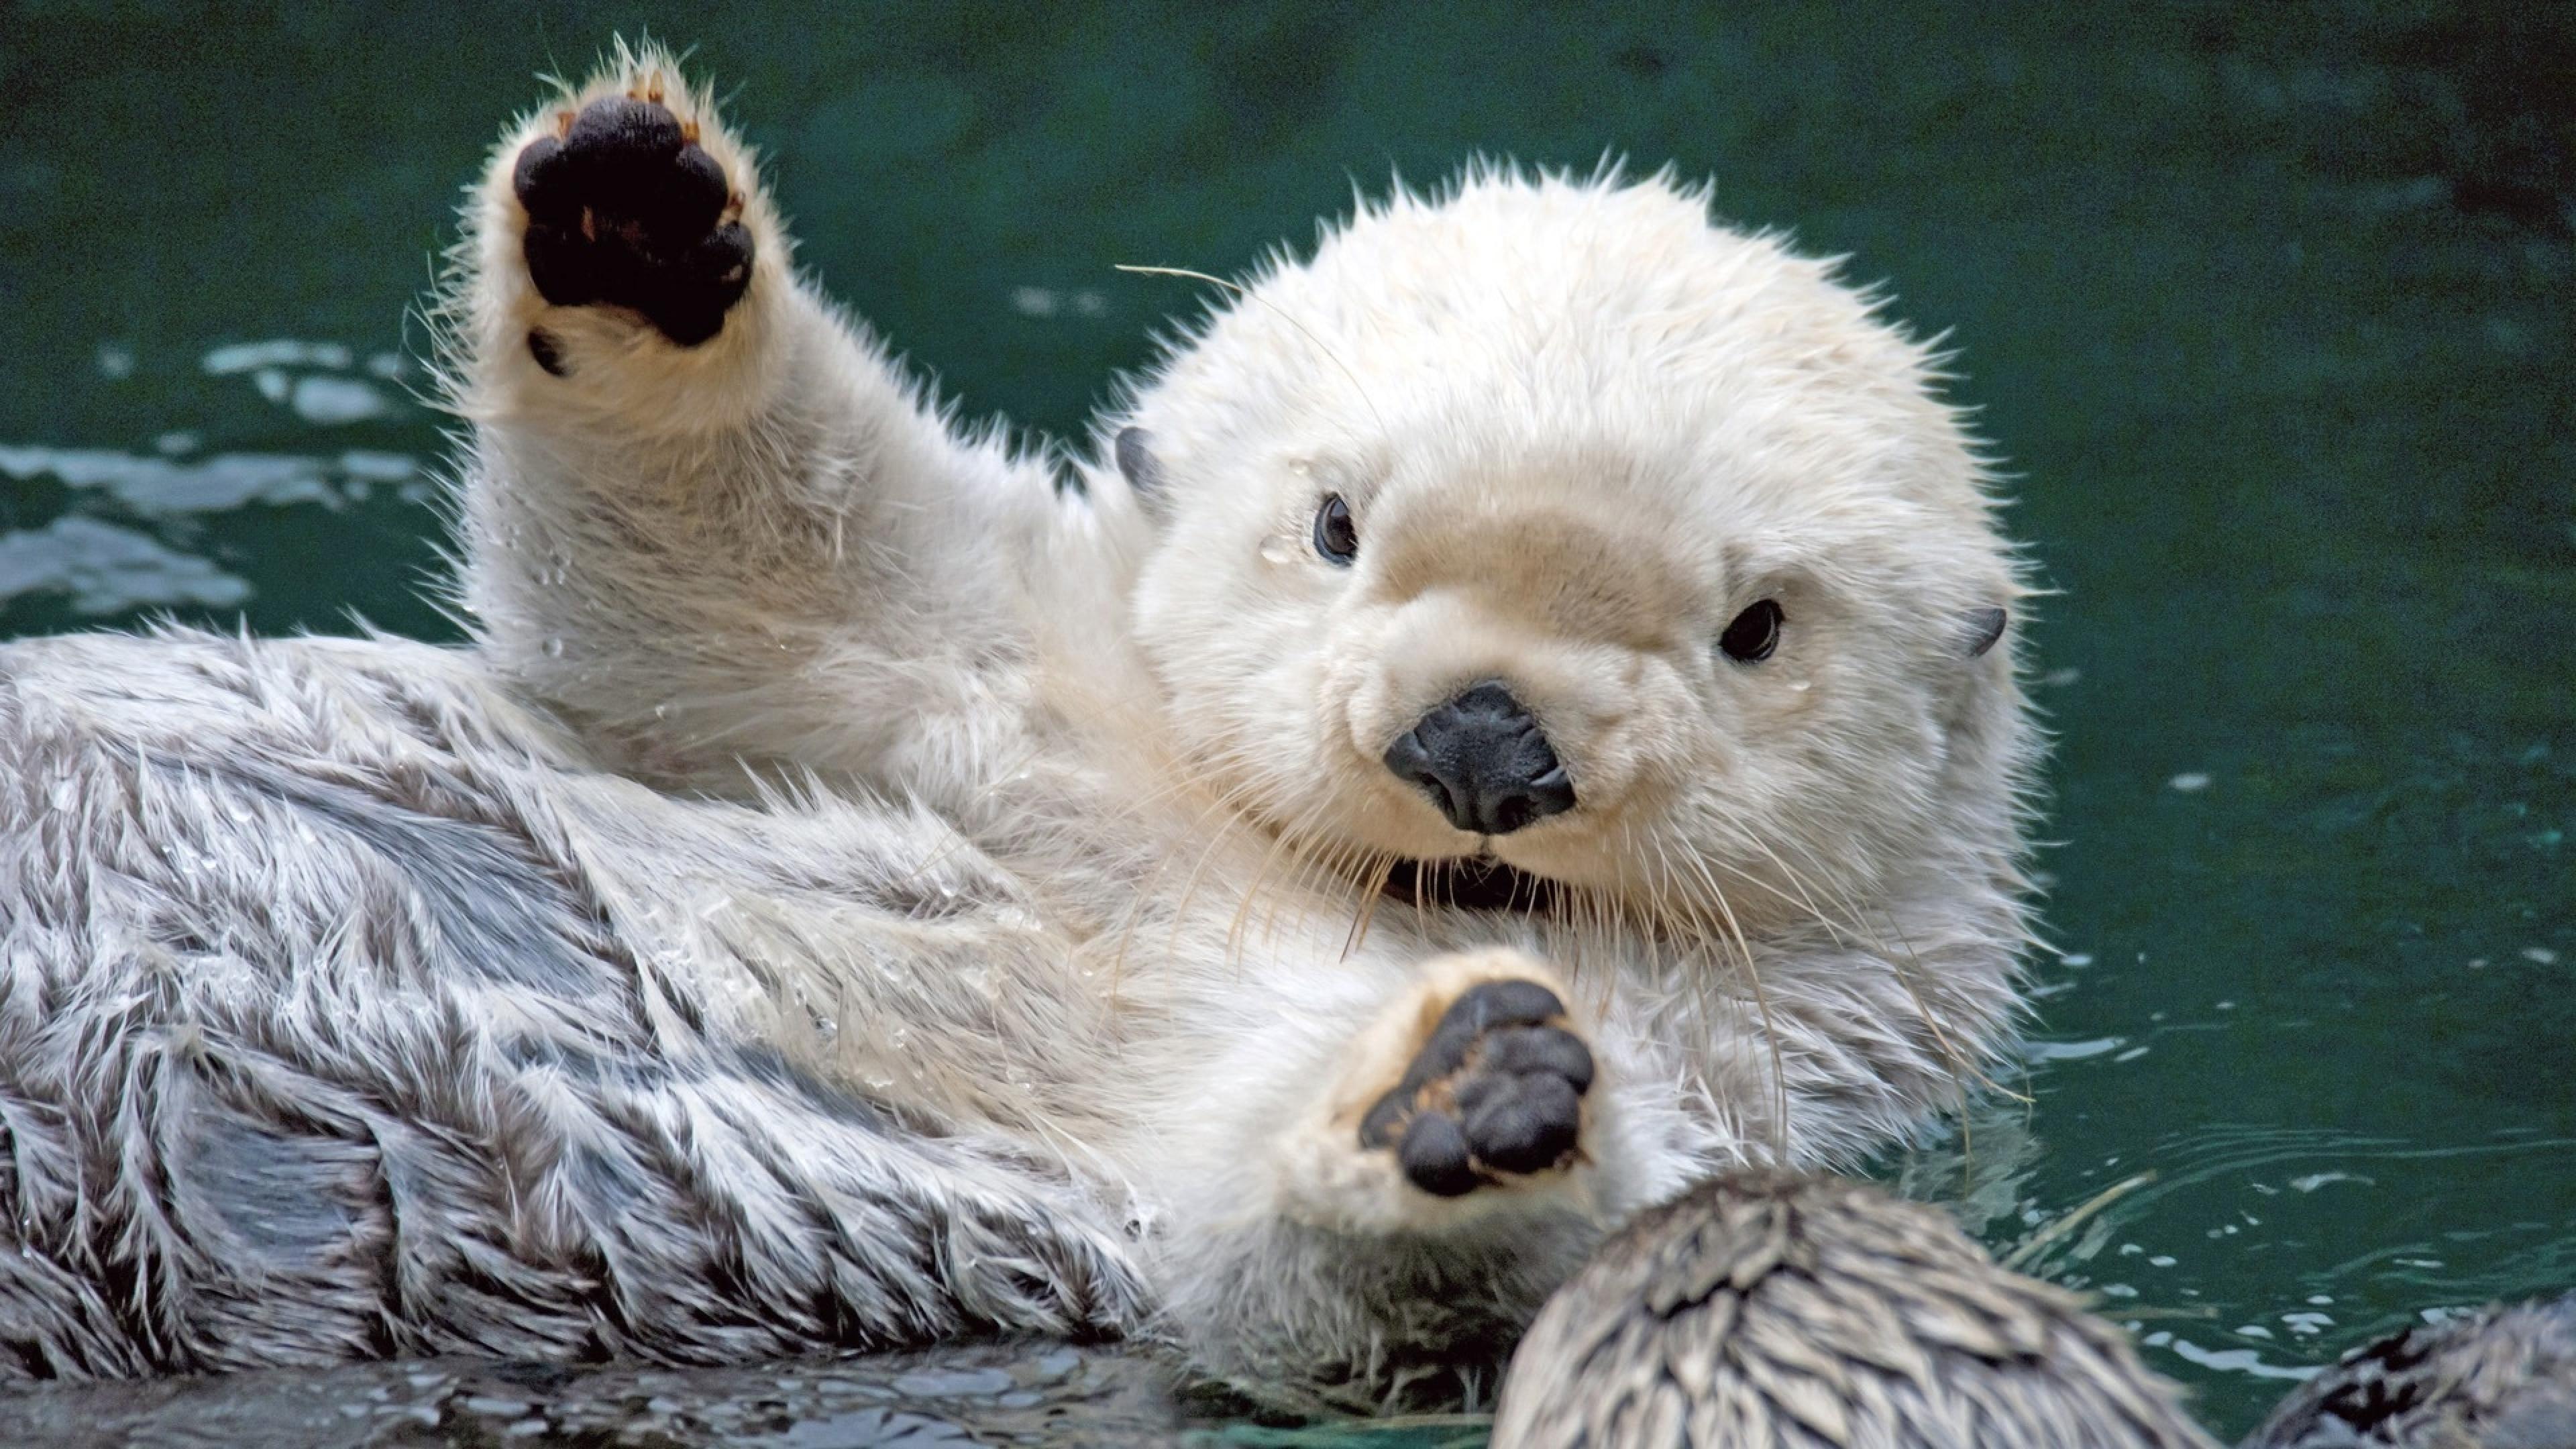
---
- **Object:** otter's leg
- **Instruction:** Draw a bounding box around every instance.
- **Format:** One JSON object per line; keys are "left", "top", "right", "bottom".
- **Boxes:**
{"left": 1271, "top": 948, "right": 1604, "bottom": 1233}
{"left": 1142, "top": 949, "right": 1615, "bottom": 1410}
{"left": 445, "top": 42, "right": 1044, "bottom": 800}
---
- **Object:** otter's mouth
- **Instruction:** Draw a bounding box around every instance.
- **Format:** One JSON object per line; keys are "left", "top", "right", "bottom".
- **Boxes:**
{"left": 1380, "top": 855, "right": 1562, "bottom": 914}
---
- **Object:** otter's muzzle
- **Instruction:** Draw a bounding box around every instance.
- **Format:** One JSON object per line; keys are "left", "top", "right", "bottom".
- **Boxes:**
{"left": 1383, "top": 682, "right": 1576, "bottom": 836}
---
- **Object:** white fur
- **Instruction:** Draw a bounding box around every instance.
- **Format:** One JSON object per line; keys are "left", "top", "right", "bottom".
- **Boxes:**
{"left": 0, "top": 44, "right": 2036, "bottom": 1409}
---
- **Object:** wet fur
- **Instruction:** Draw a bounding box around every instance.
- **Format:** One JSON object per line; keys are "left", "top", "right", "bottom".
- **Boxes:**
{"left": 0, "top": 43, "right": 2037, "bottom": 1407}
{"left": 1491, "top": 1171, "right": 2217, "bottom": 1448}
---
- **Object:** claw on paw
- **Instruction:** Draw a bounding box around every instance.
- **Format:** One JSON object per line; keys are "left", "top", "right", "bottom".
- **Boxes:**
{"left": 1358, "top": 979, "right": 1594, "bottom": 1197}
{"left": 513, "top": 95, "right": 753, "bottom": 347}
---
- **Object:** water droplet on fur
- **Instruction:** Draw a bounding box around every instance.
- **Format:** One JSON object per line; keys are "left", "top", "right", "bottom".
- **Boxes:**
{"left": 543, "top": 637, "right": 565, "bottom": 657}
{"left": 1258, "top": 537, "right": 1297, "bottom": 564}
{"left": 653, "top": 704, "right": 669, "bottom": 719}
{"left": 1786, "top": 678, "right": 1812, "bottom": 692}
{"left": 1287, "top": 458, "right": 1312, "bottom": 476}
{"left": 48, "top": 779, "right": 74, "bottom": 811}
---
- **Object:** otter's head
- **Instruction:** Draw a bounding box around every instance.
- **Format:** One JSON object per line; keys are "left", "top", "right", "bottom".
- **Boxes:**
{"left": 1100, "top": 170, "right": 2029, "bottom": 928}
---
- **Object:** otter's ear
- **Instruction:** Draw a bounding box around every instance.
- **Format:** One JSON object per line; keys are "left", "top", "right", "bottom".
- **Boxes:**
{"left": 1959, "top": 606, "right": 2009, "bottom": 659}
{"left": 1114, "top": 426, "right": 1167, "bottom": 510}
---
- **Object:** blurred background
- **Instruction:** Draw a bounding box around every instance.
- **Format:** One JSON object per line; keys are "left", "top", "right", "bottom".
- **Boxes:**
{"left": 2, "top": 1, "right": 2570, "bottom": 1438}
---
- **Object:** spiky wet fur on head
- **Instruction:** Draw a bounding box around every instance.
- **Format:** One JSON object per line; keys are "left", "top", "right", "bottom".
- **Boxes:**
{"left": 1491, "top": 1169, "right": 2216, "bottom": 1448}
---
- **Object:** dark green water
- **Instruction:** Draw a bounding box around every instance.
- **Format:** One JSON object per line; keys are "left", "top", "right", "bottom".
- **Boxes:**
{"left": 4, "top": 1, "right": 2570, "bottom": 1442}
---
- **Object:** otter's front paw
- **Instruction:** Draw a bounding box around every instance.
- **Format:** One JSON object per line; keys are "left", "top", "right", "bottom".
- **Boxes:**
{"left": 1358, "top": 979, "right": 1594, "bottom": 1197}
{"left": 514, "top": 95, "right": 752, "bottom": 346}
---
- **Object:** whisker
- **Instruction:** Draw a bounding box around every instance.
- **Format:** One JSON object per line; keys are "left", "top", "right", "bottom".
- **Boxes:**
{"left": 1340, "top": 853, "right": 1397, "bottom": 961}
{"left": 1715, "top": 829, "right": 2000, "bottom": 1110}
{"left": 1670, "top": 841, "right": 1792, "bottom": 1163}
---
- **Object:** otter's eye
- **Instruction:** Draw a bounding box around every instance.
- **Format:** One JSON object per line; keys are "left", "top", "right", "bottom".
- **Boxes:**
{"left": 1719, "top": 599, "right": 1783, "bottom": 663}
{"left": 1313, "top": 494, "right": 1358, "bottom": 566}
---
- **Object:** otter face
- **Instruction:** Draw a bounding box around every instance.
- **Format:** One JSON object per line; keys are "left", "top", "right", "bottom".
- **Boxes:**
{"left": 1114, "top": 171, "right": 2026, "bottom": 926}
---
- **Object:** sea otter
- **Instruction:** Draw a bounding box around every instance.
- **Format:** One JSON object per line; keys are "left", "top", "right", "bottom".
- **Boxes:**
{"left": 0, "top": 42, "right": 2033, "bottom": 1406}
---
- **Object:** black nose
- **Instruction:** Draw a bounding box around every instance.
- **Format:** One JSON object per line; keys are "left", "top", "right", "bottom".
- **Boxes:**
{"left": 1383, "top": 682, "right": 1577, "bottom": 836}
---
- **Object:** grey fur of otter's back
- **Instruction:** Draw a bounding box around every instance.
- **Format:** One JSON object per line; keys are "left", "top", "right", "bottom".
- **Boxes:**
{"left": 0, "top": 627, "right": 1145, "bottom": 1382}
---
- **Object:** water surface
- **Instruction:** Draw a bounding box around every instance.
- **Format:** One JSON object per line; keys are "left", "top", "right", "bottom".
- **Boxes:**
{"left": 3, "top": 1, "right": 2570, "bottom": 1440}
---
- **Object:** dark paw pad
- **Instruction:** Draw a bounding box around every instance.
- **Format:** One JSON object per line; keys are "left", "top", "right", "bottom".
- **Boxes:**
{"left": 514, "top": 96, "right": 752, "bottom": 346}
{"left": 1358, "top": 979, "right": 1593, "bottom": 1197}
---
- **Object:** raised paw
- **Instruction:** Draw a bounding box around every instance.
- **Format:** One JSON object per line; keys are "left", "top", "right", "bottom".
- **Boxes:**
{"left": 514, "top": 95, "right": 752, "bottom": 346}
{"left": 1358, "top": 979, "right": 1594, "bottom": 1197}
